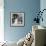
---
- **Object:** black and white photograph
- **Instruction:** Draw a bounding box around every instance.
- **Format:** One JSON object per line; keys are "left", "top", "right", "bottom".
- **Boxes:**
{"left": 10, "top": 12, "right": 24, "bottom": 26}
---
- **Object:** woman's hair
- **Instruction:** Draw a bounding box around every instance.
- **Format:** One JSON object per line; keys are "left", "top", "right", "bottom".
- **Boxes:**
{"left": 12, "top": 14, "right": 19, "bottom": 19}
{"left": 12, "top": 14, "right": 19, "bottom": 24}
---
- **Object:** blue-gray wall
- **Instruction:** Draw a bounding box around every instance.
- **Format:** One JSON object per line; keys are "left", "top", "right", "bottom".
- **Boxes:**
{"left": 4, "top": 0, "right": 40, "bottom": 42}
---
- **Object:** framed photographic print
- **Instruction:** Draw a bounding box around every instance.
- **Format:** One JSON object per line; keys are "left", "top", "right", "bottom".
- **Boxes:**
{"left": 10, "top": 12, "right": 25, "bottom": 27}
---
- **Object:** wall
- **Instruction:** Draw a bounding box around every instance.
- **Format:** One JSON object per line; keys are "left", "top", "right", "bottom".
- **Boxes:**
{"left": 4, "top": 0, "right": 40, "bottom": 42}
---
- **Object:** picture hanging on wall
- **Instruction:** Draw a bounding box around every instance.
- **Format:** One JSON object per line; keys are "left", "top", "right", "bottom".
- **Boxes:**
{"left": 10, "top": 12, "right": 25, "bottom": 27}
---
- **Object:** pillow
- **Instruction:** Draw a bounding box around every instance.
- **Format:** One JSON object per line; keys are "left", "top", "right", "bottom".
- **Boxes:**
{"left": 23, "top": 32, "right": 34, "bottom": 46}
{"left": 17, "top": 37, "right": 25, "bottom": 46}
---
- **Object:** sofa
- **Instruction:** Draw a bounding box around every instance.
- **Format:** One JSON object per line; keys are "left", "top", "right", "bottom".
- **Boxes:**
{"left": 17, "top": 25, "right": 46, "bottom": 46}
{"left": 1, "top": 25, "right": 46, "bottom": 46}
{"left": 1, "top": 41, "right": 17, "bottom": 46}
